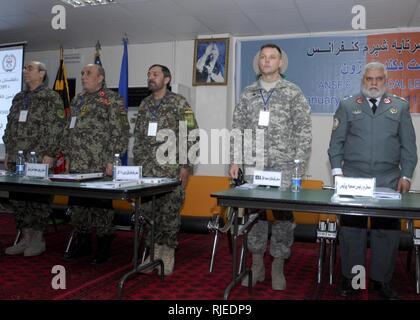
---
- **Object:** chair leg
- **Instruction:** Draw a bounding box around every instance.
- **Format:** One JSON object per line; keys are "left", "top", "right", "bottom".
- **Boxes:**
{"left": 64, "top": 230, "right": 74, "bottom": 254}
{"left": 238, "top": 243, "right": 245, "bottom": 275}
{"left": 13, "top": 229, "right": 21, "bottom": 246}
{"left": 227, "top": 229, "right": 233, "bottom": 254}
{"left": 209, "top": 229, "right": 219, "bottom": 273}
{"left": 141, "top": 247, "right": 148, "bottom": 264}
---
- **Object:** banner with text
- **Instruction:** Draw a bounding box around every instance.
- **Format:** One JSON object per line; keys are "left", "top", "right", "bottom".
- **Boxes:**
{"left": 237, "top": 32, "right": 420, "bottom": 113}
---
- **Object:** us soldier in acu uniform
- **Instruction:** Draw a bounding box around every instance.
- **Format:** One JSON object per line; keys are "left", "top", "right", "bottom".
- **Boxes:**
{"left": 230, "top": 44, "right": 312, "bottom": 290}
{"left": 62, "top": 64, "right": 129, "bottom": 264}
{"left": 133, "top": 64, "right": 199, "bottom": 276}
{"left": 328, "top": 62, "right": 417, "bottom": 300}
{"left": 4, "top": 61, "right": 65, "bottom": 257}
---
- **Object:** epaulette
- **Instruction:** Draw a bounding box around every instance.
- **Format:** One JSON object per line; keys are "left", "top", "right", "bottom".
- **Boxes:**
{"left": 391, "top": 94, "right": 408, "bottom": 102}
{"left": 343, "top": 95, "right": 353, "bottom": 100}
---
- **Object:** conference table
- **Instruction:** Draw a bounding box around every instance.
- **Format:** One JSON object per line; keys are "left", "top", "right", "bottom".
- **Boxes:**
{"left": 211, "top": 186, "right": 420, "bottom": 300}
{"left": 0, "top": 174, "right": 180, "bottom": 299}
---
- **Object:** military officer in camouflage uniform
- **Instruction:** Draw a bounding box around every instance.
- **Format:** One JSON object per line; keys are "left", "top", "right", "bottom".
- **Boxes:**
{"left": 62, "top": 64, "right": 129, "bottom": 264}
{"left": 4, "top": 61, "right": 65, "bottom": 257}
{"left": 230, "top": 44, "right": 312, "bottom": 290}
{"left": 133, "top": 64, "right": 198, "bottom": 276}
{"left": 328, "top": 62, "right": 417, "bottom": 299}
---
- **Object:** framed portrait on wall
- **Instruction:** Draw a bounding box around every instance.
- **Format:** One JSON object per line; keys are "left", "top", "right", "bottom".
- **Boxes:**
{"left": 193, "top": 38, "right": 229, "bottom": 86}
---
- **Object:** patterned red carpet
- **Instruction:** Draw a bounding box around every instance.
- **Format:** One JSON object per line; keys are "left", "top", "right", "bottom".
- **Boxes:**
{"left": 0, "top": 213, "right": 419, "bottom": 300}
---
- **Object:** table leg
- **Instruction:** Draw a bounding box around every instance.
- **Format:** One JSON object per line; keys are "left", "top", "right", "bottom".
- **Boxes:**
{"left": 223, "top": 208, "right": 251, "bottom": 300}
{"left": 329, "top": 239, "right": 336, "bottom": 285}
{"left": 317, "top": 238, "right": 325, "bottom": 284}
{"left": 416, "top": 244, "right": 419, "bottom": 294}
{"left": 117, "top": 195, "right": 163, "bottom": 299}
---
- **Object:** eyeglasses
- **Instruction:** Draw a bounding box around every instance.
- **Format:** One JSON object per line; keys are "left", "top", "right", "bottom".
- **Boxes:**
{"left": 365, "top": 76, "right": 385, "bottom": 83}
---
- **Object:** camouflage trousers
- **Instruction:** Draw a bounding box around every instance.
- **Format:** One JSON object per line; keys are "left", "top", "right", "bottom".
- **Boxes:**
{"left": 247, "top": 210, "right": 296, "bottom": 259}
{"left": 70, "top": 206, "right": 115, "bottom": 236}
{"left": 140, "top": 185, "right": 185, "bottom": 249}
{"left": 9, "top": 200, "right": 52, "bottom": 231}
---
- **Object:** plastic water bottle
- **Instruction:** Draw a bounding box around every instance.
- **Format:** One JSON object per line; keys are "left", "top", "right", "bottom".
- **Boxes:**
{"left": 29, "top": 151, "right": 37, "bottom": 164}
{"left": 16, "top": 150, "right": 25, "bottom": 176}
{"left": 291, "top": 159, "right": 302, "bottom": 192}
{"left": 113, "top": 153, "right": 121, "bottom": 181}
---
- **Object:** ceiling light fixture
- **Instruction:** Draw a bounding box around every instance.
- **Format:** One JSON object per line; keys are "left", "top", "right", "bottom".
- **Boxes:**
{"left": 61, "top": 0, "right": 116, "bottom": 8}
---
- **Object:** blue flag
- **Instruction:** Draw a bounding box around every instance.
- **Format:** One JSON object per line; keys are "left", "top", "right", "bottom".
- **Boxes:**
{"left": 119, "top": 38, "right": 129, "bottom": 165}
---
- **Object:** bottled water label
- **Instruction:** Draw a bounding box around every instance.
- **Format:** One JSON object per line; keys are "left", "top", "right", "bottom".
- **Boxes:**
{"left": 16, "top": 164, "right": 25, "bottom": 175}
{"left": 291, "top": 177, "right": 302, "bottom": 192}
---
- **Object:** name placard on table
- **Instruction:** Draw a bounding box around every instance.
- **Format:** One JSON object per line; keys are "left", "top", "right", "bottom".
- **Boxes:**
{"left": 335, "top": 176, "right": 376, "bottom": 197}
{"left": 253, "top": 170, "right": 282, "bottom": 187}
{"left": 115, "top": 166, "right": 142, "bottom": 181}
{"left": 25, "top": 163, "right": 49, "bottom": 178}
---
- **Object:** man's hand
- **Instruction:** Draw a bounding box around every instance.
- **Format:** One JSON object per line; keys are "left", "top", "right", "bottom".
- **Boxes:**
{"left": 397, "top": 178, "right": 411, "bottom": 193}
{"left": 179, "top": 167, "right": 190, "bottom": 188}
{"left": 42, "top": 155, "right": 54, "bottom": 168}
{"left": 229, "top": 164, "right": 239, "bottom": 179}
{"left": 105, "top": 162, "right": 113, "bottom": 177}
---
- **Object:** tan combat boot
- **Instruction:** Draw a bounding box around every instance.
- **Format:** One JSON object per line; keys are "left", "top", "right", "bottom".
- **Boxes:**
{"left": 24, "top": 230, "right": 46, "bottom": 257}
{"left": 141, "top": 244, "right": 162, "bottom": 274}
{"left": 159, "top": 244, "right": 175, "bottom": 276}
{"left": 271, "top": 257, "right": 286, "bottom": 290}
{"left": 5, "top": 228, "right": 33, "bottom": 255}
{"left": 241, "top": 253, "right": 265, "bottom": 287}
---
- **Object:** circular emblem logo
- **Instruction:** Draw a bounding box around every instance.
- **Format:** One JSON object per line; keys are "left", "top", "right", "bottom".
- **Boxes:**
{"left": 2, "top": 54, "right": 16, "bottom": 72}
{"left": 356, "top": 97, "right": 364, "bottom": 104}
{"left": 390, "top": 107, "right": 398, "bottom": 114}
{"left": 384, "top": 98, "right": 392, "bottom": 104}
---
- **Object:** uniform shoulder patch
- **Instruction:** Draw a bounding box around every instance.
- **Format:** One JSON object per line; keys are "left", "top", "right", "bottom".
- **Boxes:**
{"left": 392, "top": 94, "right": 408, "bottom": 102}
{"left": 184, "top": 108, "right": 196, "bottom": 129}
{"left": 56, "top": 109, "right": 65, "bottom": 119}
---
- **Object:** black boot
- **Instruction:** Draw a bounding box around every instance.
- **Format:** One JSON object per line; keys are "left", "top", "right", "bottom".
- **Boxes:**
{"left": 91, "top": 234, "right": 114, "bottom": 264}
{"left": 63, "top": 232, "right": 92, "bottom": 260}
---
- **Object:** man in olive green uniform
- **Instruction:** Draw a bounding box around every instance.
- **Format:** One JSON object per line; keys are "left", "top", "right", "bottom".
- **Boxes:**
{"left": 230, "top": 44, "right": 312, "bottom": 290}
{"left": 4, "top": 61, "right": 65, "bottom": 257}
{"left": 133, "top": 64, "right": 199, "bottom": 275}
{"left": 62, "top": 64, "right": 129, "bottom": 264}
{"left": 328, "top": 62, "right": 417, "bottom": 299}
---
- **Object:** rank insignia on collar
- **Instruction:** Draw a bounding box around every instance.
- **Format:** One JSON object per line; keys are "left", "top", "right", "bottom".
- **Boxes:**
{"left": 356, "top": 97, "right": 363, "bottom": 104}
{"left": 352, "top": 109, "right": 362, "bottom": 114}
{"left": 333, "top": 117, "right": 340, "bottom": 130}
{"left": 390, "top": 107, "right": 398, "bottom": 114}
{"left": 384, "top": 97, "right": 392, "bottom": 104}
